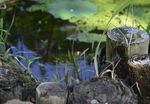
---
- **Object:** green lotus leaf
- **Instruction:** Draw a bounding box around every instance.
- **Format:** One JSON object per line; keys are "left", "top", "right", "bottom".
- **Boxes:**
{"left": 46, "top": 0, "right": 98, "bottom": 20}
{"left": 29, "top": 0, "right": 150, "bottom": 33}
{"left": 29, "top": 0, "right": 97, "bottom": 20}
{"left": 66, "top": 32, "right": 106, "bottom": 43}
{"left": 29, "top": 4, "right": 47, "bottom": 12}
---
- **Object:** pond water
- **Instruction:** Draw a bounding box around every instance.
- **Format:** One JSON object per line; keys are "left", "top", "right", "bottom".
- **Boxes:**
{"left": 4, "top": 2, "right": 96, "bottom": 84}
{"left": 10, "top": 40, "right": 95, "bottom": 83}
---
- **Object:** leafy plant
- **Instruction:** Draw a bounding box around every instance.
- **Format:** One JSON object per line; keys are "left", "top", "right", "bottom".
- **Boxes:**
{"left": 146, "top": 21, "right": 150, "bottom": 34}
{"left": 0, "top": 16, "right": 14, "bottom": 47}
{"left": 0, "top": 47, "right": 24, "bottom": 69}
{"left": 17, "top": 56, "right": 40, "bottom": 73}
{"left": 67, "top": 49, "right": 81, "bottom": 81}
{"left": 0, "top": 16, "right": 40, "bottom": 73}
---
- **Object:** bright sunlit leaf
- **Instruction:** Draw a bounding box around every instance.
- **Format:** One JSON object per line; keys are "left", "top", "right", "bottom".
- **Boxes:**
{"left": 29, "top": 0, "right": 98, "bottom": 20}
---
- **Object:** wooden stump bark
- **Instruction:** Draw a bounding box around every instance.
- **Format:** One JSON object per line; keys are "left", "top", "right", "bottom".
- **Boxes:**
{"left": 36, "top": 82, "right": 68, "bottom": 104}
{"left": 128, "top": 54, "right": 150, "bottom": 104}
{"left": 106, "top": 26, "right": 149, "bottom": 60}
{"left": 106, "top": 26, "right": 149, "bottom": 78}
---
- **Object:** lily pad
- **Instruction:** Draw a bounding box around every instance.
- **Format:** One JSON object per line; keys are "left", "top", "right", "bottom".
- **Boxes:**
{"left": 66, "top": 32, "right": 106, "bottom": 43}
{"left": 29, "top": 0, "right": 98, "bottom": 20}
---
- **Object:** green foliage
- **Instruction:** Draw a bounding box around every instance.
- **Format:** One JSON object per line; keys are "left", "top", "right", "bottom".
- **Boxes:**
{"left": 47, "top": 0, "right": 97, "bottom": 20}
{"left": 0, "top": 15, "right": 14, "bottom": 46}
{"left": 0, "top": 18, "right": 8, "bottom": 44}
{"left": 28, "top": 0, "right": 150, "bottom": 44}
{"left": 17, "top": 56, "right": 40, "bottom": 73}
{"left": 146, "top": 21, "right": 150, "bottom": 34}
{"left": 53, "top": 74, "right": 58, "bottom": 82}
{"left": 29, "top": 0, "right": 97, "bottom": 20}
{"left": 69, "top": 0, "right": 150, "bottom": 32}
{"left": 132, "top": 0, "right": 150, "bottom": 5}
{"left": 132, "top": 6, "right": 150, "bottom": 28}
{"left": 0, "top": 48, "right": 23, "bottom": 70}
{"left": 67, "top": 49, "right": 72, "bottom": 61}
{"left": 0, "top": 46, "right": 40, "bottom": 73}
{"left": 0, "top": 16, "right": 24, "bottom": 69}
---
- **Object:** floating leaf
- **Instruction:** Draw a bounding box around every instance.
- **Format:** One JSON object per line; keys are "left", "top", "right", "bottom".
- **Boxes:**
{"left": 29, "top": 4, "right": 47, "bottom": 12}
{"left": 47, "top": 0, "right": 97, "bottom": 20}
{"left": 29, "top": 0, "right": 97, "bottom": 20}
{"left": 67, "top": 32, "right": 106, "bottom": 43}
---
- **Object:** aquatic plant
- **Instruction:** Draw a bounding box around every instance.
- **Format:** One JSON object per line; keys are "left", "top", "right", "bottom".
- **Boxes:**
{"left": 0, "top": 41, "right": 40, "bottom": 73}
{"left": 29, "top": 0, "right": 150, "bottom": 44}
{"left": 67, "top": 32, "right": 106, "bottom": 43}
{"left": 29, "top": 0, "right": 97, "bottom": 20}
{"left": 69, "top": 0, "right": 150, "bottom": 32}
{"left": 17, "top": 56, "right": 40, "bottom": 73}
{"left": 0, "top": 47, "right": 23, "bottom": 69}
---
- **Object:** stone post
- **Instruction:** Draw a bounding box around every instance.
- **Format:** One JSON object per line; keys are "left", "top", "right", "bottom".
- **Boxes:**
{"left": 36, "top": 82, "right": 68, "bottom": 104}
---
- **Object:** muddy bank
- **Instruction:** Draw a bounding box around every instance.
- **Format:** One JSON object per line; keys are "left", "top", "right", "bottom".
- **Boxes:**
{"left": 0, "top": 66, "right": 39, "bottom": 104}
{"left": 0, "top": 66, "right": 137, "bottom": 104}
{"left": 36, "top": 77, "right": 137, "bottom": 104}
{"left": 68, "top": 77, "right": 137, "bottom": 104}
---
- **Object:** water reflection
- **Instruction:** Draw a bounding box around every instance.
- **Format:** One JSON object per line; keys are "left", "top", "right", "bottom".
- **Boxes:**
{"left": 11, "top": 40, "right": 95, "bottom": 84}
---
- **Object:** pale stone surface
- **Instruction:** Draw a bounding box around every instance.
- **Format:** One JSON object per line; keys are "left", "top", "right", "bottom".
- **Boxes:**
{"left": 4, "top": 99, "right": 33, "bottom": 104}
{"left": 36, "top": 82, "right": 68, "bottom": 104}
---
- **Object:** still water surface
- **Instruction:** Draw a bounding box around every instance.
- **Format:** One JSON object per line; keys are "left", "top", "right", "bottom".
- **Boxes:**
{"left": 6, "top": 6, "right": 95, "bottom": 83}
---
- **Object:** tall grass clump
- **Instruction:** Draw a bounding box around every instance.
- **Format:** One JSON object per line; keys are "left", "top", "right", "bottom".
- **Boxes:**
{"left": 0, "top": 16, "right": 40, "bottom": 73}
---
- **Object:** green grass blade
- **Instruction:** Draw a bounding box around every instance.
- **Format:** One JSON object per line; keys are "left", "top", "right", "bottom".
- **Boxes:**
{"left": 68, "top": 49, "right": 72, "bottom": 62}
{"left": 4, "top": 14, "right": 15, "bottom": 43}
{"left": 146, "top": 21, "right": 150, "bottom": 34}
{"left": 0, "top": 18, "right": 4, "bottom": 42}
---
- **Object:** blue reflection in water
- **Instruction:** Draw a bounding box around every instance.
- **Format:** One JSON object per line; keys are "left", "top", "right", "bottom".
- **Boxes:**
{"left": 11, "top": 40, "right": 95, "bottom": 84}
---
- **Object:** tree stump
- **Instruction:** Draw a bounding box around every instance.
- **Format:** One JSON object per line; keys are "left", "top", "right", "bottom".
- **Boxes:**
{"left": 128, "top": 54, "right": 150, "bottom": 104}
{"left": 106, "top": 26, "right": 149, "bottom": 78}
{"left": 68, "top": 77, "right": 137, "bottom": 104}
{"left": 36, "top": 82, "right": 68, "bottom": 104}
